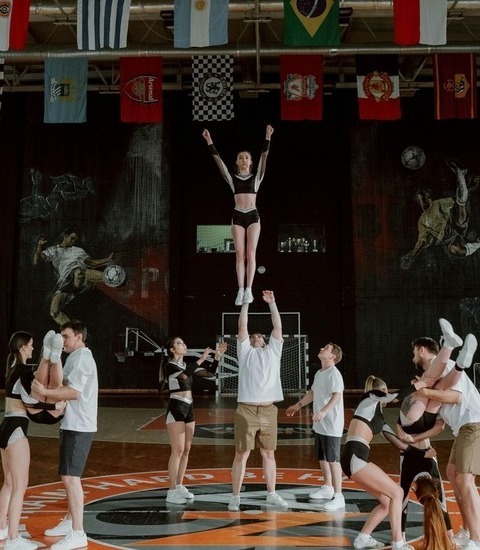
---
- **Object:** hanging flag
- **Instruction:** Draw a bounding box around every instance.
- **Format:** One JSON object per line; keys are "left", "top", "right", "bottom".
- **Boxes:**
{"left": 44, "top": 58, "right": 88, "bottom": 123}
{"left": 284, "top": 0, "right": 340, "bottom": 47}
{"left": 174, "top": 0, "right": 228, "bottom": 48}
{"left": 393, "top": 0, "right": 447, "bottom": 46}
{"left": 434, "top": 54, "right": 477, "bottom": 120}
{"left": 192, "top": 55, "right": 234, "bottom": 121}
{"left": 0, "top": 0, "right": 31, "bottom": 51}
{"left": 77, "top": 0, "right": 131, "bottom": 50}
{"left": 280, "top": 55, "right": 323, "bottom": 121}
{"left": 120, "top": 57, "right": 163, "bottom": 123}
{"left": 0, "top": 58, "right": 4, "bottom": 117}
{"left": 356, "top": 56, "right": 401, "bottom": 121}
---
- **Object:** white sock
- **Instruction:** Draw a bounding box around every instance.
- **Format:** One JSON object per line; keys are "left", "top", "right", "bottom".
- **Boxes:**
{"left": 356, "top": 533, "right": 369, "bottom": 543}
{"left": 333, "top": 493, "right": 343, "bottom": 498}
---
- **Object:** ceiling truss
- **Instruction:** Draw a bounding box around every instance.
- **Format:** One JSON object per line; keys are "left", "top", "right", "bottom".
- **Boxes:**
{"left": 4, "top": 0, "right": 480, "bottom": 95}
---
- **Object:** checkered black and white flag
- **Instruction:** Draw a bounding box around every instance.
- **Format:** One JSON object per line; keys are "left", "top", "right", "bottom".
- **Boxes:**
{"left": 192, "top": 55, "right": 234, "bottom": 121}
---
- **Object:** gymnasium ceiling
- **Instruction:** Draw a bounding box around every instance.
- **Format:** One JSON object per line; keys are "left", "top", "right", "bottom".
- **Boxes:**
{"left": 5, "top": 0, "right": 480, "bottom": 95}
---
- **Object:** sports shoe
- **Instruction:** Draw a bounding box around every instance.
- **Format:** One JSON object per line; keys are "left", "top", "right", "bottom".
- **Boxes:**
{"left": 461, "top": 541, "right": 480, "bottom": 550}
{"left": 0, "top": 525, "right": 7, "bottom": 539}
{"left": 42, "top": 330, "right": 56, "bottom": 360}
{"left": 392, "top": 544, "right": 414, "bottom": 550}
{"left": 50, "top": 333, "right": 64, "bottom": 364}
{"left": 50, "top": 530, "right": 87, "bottom": 550}
{"left": 266, "top": 491, "right": 288, "bottom": 508}
{"left": 45, "top": 517, "right": 73, "bottom": 536}
{"left": 5, "top": 536, "right": 38, "bottom": 550}
{"left": 457, "top": 334, "right": 478, "bottom": 369}
{"left": 439, "top": 318, "right": 463, "bottom": 349}
{"left": 235, "top": 289, "right": 245, "bottom": 306}
{"left": 176, "top": 485, "right": 194, "bottom": 499}
{"left": 454, "top": 528, "right": 471, "bottom": 547}
{"left": 166, "top": 489, "right": 187, "bottom": 504}
{"left": 228, "top": 495, "right": 240, "bottom": 511}
{"left": 243, "top": 288, "right": 254, "bottom": 304}
{"left": 321, "top": 494, "right": 345, "bottom": 510}
{"left": 353, "top": 535, "right": 385, "bottom": 549}
{"left": 309, "top": 485, "right": 334, "bottom": 499}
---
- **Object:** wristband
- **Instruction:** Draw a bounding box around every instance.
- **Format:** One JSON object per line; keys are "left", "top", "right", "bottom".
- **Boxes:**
{"left": 208, "top": 144, "right": 219, "bottom": 156}
{"left": 262, "top": 140, "right": 271, "bottom": 152}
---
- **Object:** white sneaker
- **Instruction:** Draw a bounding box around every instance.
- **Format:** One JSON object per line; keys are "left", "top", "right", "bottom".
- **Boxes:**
{"left": 176, "top": 485, "right": 194, "bottom": 499}
{"left": 321, "top": 494, "right": 346, "bottom": 510}
{"left": 0, "top": 525, "right": 7, "bottom": 540}
{"left": 353, "top": 535, "right": 385, "bottom": 549}
{"left": 45, "top": 517, "right": 73, "bottom": 536}
{"left": 439, "top": 318, "right": 463, "bottom": 349}
{"left": 228, "top": 495, "right": 240, "bottom": 511}
{"left": 5, "top": 537, "right": 38, "bottom": 550}
{"left": 266, "top": 492, "right": 288, "bottom": 508}
{"left": 235, "top": 289, "right": 244, "bottom": 306}
{"left": 42, "top": 330, "right": 56, "bottom": 360}
{"left": 309, "top": 485, "right": 334, "bottom": 499}
{"left": 457, "top": 334, "right": 478, "bottom": 369}
{"left": 50, "top": 531, "right": 87, "bottom": 550}
{"left": 242, "top": 288, "right": 254, "bottom": 304}
{"left": 454, "top": 527, "right": 470, "bottom": 547}
{"left": 50, "top": 333, "right": 64, "bottom": 364}
{"left": 392, "top": 544, "right": 414, "bottom": 550}
{"left": 462, "top": 541, "right": 480, "bottom": 550}
{"left": 166, "top": 489, "right": 187, "bottom": 504}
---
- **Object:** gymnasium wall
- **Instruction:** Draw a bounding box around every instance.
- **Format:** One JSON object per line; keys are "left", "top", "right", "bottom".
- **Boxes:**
{"left": 1, "top": 88, "right": 479, "bottom": 390}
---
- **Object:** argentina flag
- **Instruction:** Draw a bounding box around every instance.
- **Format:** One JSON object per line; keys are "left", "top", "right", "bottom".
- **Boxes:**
{"left": 174, "top": 0, "right": 228, "bottom": 48}
{"left": 77, "top": 0, "right": 131, "bottom": 50}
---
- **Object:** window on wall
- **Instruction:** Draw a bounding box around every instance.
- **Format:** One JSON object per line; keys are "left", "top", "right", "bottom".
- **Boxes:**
{"left": 197, "top": 225, "right": 234, "bottom": 253}
{"left": 278, "top": 224, "right": 326, "bottom": 253}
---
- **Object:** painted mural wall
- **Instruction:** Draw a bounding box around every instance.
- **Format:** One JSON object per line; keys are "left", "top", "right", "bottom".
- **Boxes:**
{"left": 2, "top": 89, "right": 480, "bottom": 391}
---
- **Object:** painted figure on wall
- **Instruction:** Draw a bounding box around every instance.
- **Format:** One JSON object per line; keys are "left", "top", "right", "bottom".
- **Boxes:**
{"left": 33, "top": 228, "right": 116, "bottom": 326}
{"left": 401, "top": 159, "right": 480, "bottom": 270}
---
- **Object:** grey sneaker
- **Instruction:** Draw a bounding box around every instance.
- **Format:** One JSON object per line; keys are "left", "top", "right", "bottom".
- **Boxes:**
{"left": 242, "top": 289, "right": 254, "bottom": 304}
{"left": 50, "top": 531, "right": 87, "bottom": 550}
{"left": 235, "top": 289, "right": 245, "bottom": 306}
{"left": 454, "top": 528, "right": 470, "bottom": 547}
{"left": 166, "top": 489, "right": 187, "bottom": 504}
{"left": 266, "top": 492, "right": 288, "bottom": 508}
{"left": 353, "top": 535, "right": 385, "bottom": 549}
{"left": 176, "top": 485, "right": 194, "bottom": 499}
{"left": 456, "top": 334, "right": 477, "bottom": 369}
{"left": 309, "top": 485, "right": 334, "bottom": 499}
{"left": 45, "top": 517, "right": 73, "bottom": 536}
{"left": 321, "top": 494, "right": 345, "bottom": 511}
{"left": 5, "top": 537, "right": 38, "bottom": 550}
{"left": 439, "top": 318, "right": 463, "bottom": 349}
{"left": 228, "top": 495, "right": 240, "bottom": 511}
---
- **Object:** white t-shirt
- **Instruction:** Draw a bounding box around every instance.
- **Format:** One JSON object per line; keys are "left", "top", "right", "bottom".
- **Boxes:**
{"left": 311, "top": 366, "right": 344, "bottom": 437}
{"left": 61, "top": 346, "right": 98, "bottom": 432}
{"left": 439, "top": 367, "right": 480, "bottom": 437}
{"left": 43, "top": 245, "right": 89, "bottom": 289}
{"left": 237, "top": 335, "right": 284, "bottom": 403}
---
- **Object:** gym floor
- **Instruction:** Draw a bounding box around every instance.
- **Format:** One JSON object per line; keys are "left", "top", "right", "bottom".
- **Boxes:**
{"left": 12, "top": 393, "right": 462, "bottom": 549}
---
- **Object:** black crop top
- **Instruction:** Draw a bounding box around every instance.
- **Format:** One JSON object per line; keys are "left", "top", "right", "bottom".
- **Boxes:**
{"left": 165, "top": 358, "right": 219, "bottom": 394}
{"left": 5, "top": 362, "right": 56, "bottom": 410}
{"left": 352, "top": 390, "right": 398, "bottom": 435}
{"left": 231, "top": 173, "right": 258, "bottom": 195}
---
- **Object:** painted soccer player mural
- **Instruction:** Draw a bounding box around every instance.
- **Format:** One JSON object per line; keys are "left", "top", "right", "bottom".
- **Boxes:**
{"left": 400, "top": 159, "right": 480, "bottom": 270}
{"left": 33, "top": 228, "right": 119, "bottom": 326}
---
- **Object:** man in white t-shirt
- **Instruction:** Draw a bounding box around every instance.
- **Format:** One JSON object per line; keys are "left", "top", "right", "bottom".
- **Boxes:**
{"left": 286, "top": 343, "right": 344, "bottom": 510}
{"left": 413, "top": 335, "right": 480, "bottom": 550}
{"left": 33, "top": 320, "right": 98, "bottom": 550}
{"left": 228, "top": 290, "right": 287, "bottom": 512}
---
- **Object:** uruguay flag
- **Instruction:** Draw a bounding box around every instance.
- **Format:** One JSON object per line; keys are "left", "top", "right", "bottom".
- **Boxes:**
{"left": 77, "top": 0, "right": 131, "bottom": 50}
{"left": 174, "top": 0, "right": 228, "bottom": 48}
